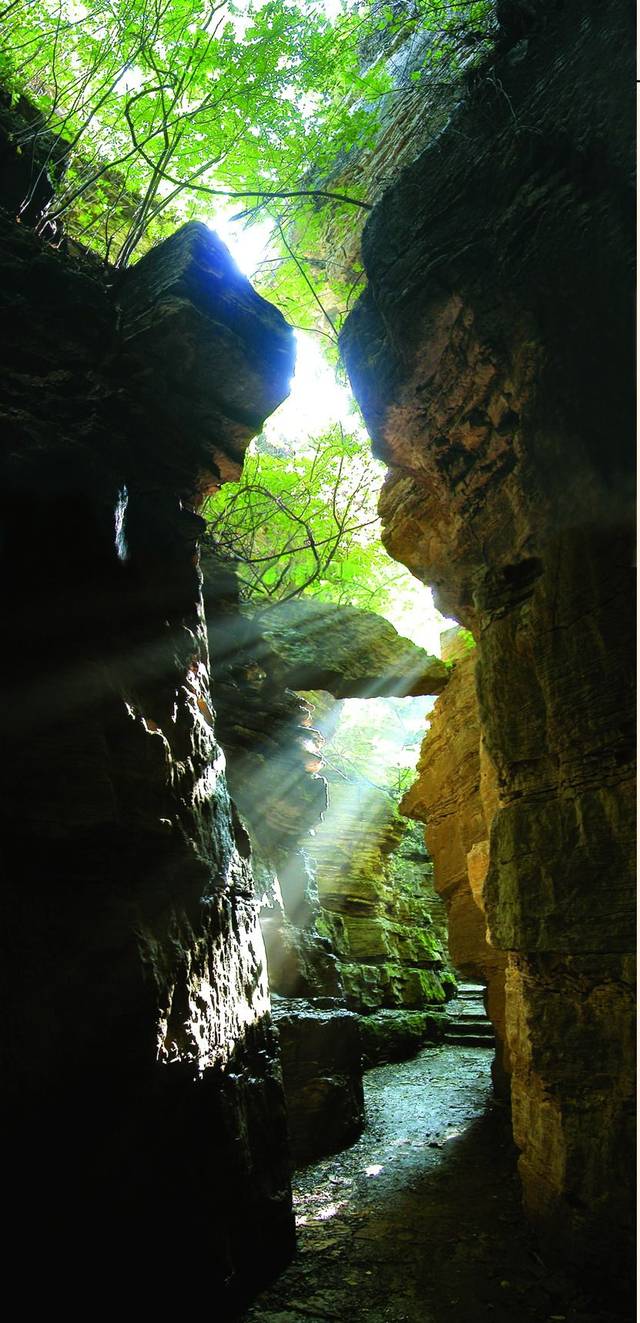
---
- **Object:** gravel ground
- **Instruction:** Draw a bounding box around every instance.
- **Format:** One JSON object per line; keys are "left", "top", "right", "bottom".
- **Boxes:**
{"left": 240, "top": 1045, "right": 632, "bottom": 1323}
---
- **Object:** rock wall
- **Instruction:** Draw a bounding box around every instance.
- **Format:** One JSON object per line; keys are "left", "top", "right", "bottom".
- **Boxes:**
{"left": 340, "top": 0, "right": 635, "bottom": 1287}
{"left": 0, "top": 213, "right": 296, "bottom": 1312}
{"left": 311, "top": 780, "right": 455, "bottom": 1014}
{"left": 401, "top": 630, "right": 509, "bottom": 1095}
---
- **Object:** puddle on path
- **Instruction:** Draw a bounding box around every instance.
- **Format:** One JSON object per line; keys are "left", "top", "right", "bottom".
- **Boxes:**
{"left": 241, "top": 1045, "right": 628, "bottom": 1323}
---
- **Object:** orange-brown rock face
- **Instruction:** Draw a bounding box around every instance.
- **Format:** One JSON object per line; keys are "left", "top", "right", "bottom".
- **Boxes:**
{"left": 341, "top": 0, "right": 635, "bottom": 1289}
{"left": 401, "top": 637, "right": 509, "bottom": 1096}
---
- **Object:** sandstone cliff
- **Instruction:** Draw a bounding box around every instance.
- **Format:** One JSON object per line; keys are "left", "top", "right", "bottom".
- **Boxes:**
{"left": 341, "top": 0, "right": 635, "bottom": 1284}
{"left": 401, "top": 629, "right": 509, "bottom": 1095}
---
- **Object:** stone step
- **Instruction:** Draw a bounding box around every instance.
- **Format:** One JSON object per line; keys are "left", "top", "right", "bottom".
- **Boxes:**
{"left": 446, "top": 1022, "right": 494, "bottom": 1038}
{"left": 446, "top": 982, "right": 494, "bottom": 1049}
{"left": 444, "top": 1034, "right": 496, "bottom": 1049}
{"left": 447, "top": 1017, "right": 493, "bottom": 1030}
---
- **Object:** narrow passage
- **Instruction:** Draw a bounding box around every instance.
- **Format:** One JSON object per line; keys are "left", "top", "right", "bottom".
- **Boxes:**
{"left": 242, "top": 1046, "right": 621, "bottom": 1323}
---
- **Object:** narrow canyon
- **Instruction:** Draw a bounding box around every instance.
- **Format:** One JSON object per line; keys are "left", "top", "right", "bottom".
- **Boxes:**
{"left": 0, "top": 1, "right": 633, "bottom": 1319}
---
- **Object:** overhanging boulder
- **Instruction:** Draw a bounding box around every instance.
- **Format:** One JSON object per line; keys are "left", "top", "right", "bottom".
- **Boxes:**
{"left": 239, "top": 597, "right": 449, "bottom": 698}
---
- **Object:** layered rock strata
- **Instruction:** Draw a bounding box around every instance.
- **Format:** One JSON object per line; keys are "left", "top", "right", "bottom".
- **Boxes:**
{"left": 0, "top": 214, "right": 296, "bottom": 1311}
{"left": 311, "top": 781, "right": 455, "bottom": 1014}
{"left": 401, "top": 630, "right": 509, "bottom": 1095}
{"left": 341, "top": 0, "right": 634, "bottom": 1285}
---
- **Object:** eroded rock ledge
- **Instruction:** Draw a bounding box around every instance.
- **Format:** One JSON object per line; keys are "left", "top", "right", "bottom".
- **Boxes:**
{"left": 341, "top": 0, "right": 634, "bottom": 1286}
{"left": 239, "top": 596, "right": 449, "bottom": 698}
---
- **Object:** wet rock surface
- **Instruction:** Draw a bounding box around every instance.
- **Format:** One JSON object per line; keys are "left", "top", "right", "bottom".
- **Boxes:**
{"left": 241, "top": 1045, "right": 632, "bottom": 1323}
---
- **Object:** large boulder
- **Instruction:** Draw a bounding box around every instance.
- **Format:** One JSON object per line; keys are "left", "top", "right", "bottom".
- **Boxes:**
{"left": 0, "top": 214, "right": 295, "bottom": 1312}
{"left": 118, "top": 220, "right": 295, "bottom": 491}
{"left": 272, "top": 999, "right": 365, "bottom": 1165}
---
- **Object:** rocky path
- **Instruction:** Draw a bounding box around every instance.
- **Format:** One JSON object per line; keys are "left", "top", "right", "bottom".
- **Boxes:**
{"left": 241, "top": 1045, "right": 629, "bottom": 1323}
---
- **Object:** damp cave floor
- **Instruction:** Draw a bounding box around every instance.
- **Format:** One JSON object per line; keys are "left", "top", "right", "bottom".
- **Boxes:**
{"left": 240, "top": 1045, "right": 631, "bottom": 1323}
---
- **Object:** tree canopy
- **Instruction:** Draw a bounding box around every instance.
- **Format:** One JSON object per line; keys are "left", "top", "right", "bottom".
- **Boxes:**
{"left": 1, "top": 0, "right": 494, "bottom": 324}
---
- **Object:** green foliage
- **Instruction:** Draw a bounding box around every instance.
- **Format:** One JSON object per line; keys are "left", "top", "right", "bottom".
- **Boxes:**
{"left": 0, "top": 1, "right": 375, "bottom": 266}
{"left": 3, "top": 1, "right": 491, "bottom": 672}
{"left": 443, "top": 625, "right": 476, "bottom": 670}
{"left": 1, "top": 0, "right": 495, "bottom": 302}
{"left": 203, "top": 424, "right": 410, "bottom": 612}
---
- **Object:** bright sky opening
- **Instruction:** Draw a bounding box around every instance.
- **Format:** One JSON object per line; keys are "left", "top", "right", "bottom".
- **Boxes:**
{"left": 213, "top": 211, "right": 360, "bottom": 444}
{"left": 210, "top": 213, "right": 458, "bottom": 657}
